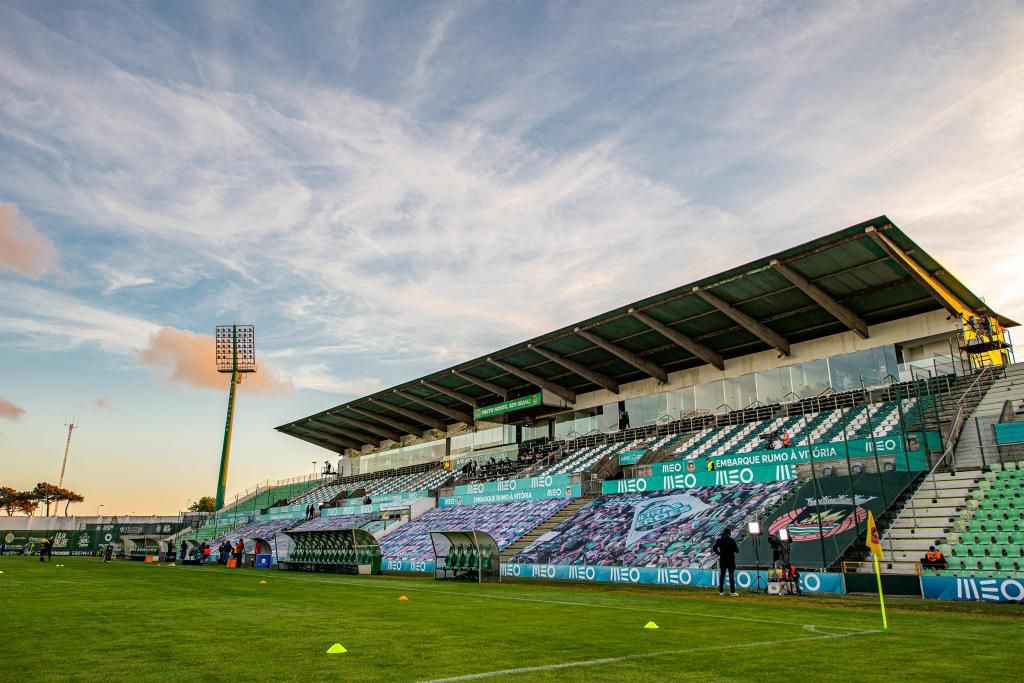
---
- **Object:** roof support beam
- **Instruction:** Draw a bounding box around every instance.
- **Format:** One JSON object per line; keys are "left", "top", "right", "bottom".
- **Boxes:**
{"left": 487, "top": 357, "right": 576, "bottom": 403}
{"left": 628, "top": 308, "right": 725, "bottom": 371}
{"left": 573, "top": 327, "right": 668, "bottom": 383}
{"left": 347, "top": 406, "right": 422, "bottom": 436}
{"left": 393, "top": 390, "right": 473, "bottom": 424}
{"left": 420, "top": 380, "right": 477, "bottom": 407}
{"left": 770, "top": 259, "right": 869, "bottom": 339}
{"left": 282, "top": 430, "right": 346, "bottom": 453}
{"left": 369, "top": 398, "right": 446, "bottom": 431}
{"left": 451, "top": 370, "right": 509, "bottom": 399}
{"left": 864, "top": 225, "right": 969, "bottom": 319}
{"left": 528, "top": 343, "right": 620, "bottom": 394}
{"left": 692, "top": 287, "right": 791, "bottom": 356}
{"left": 325, "top": 414, "right": 403, "bottom": 441}
{"left": 307, "top": 419, "right": 378, "bottom": 446}
{"left": 288, "top": 425, "right": 358, "bottom": 451}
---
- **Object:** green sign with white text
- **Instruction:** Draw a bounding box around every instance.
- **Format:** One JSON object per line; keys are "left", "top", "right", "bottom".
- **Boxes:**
{"left": 474, "top": 393, "right": 542, "bottom": 420}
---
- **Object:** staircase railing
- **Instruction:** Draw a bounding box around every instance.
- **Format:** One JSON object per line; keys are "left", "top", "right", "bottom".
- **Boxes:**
{"left": 882, "top": 366, "right": 997, "bottom": 545}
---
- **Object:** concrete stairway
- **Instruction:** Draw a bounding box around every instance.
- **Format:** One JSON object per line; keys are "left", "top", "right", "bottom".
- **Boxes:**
{"left": 954, "top": 363, "right": 1024, "bottom": 469}
{"left": 502, "top": 497, "right": 591, "bottom": 558}
{"left": 880, "top": 468, "right": 984, "bottom": 564}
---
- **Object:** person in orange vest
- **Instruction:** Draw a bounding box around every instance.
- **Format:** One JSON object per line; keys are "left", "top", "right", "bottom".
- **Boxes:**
{"left": 781, "top": 432, "right": 791, "bottom": 448}
{"left": 233, "top": 539, "right": 244, "bottom": 568}
{"left": 921, "top": 545, "right": 947, "bottom": 570}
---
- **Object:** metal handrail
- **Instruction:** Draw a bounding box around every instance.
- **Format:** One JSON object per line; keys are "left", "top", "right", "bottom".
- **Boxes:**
{"left": 882, "top": 366, "right": 996, "bottom": 544}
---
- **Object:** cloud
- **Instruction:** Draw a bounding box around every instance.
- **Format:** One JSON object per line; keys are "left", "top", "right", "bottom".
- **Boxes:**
{"left": 0, "top": 203, "right": 59, "bottom": 278}
{"left": 96, "top": 265, "right": 154, "bottom": 295}
{"left": 0, "top": 396, "right": 26, "bottom": 420}
{"left": 0, "top": 282, "right": 160, "bottom": 353}
{"left": 93, "top": 398, "right": 112, "bottom": 410}
{"left": 139, "top": 327, "right": 292, "bottom": 396}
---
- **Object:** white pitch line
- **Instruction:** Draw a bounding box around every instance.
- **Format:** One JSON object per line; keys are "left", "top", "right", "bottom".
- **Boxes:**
{"left": 223, "top": 567, "right": 870, "bottom": 632}
{"left": 414, "top": 629, "right": 880, "bottom": 683}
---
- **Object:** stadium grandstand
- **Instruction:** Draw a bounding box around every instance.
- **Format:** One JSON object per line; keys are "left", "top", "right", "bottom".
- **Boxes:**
{"left": 7, "top": 216, "right": 1021, "bottom": 603}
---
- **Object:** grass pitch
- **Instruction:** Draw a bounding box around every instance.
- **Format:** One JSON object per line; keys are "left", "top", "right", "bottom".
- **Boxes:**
{"left": 3, "top": 556, "right": 1020, "bottom": 682}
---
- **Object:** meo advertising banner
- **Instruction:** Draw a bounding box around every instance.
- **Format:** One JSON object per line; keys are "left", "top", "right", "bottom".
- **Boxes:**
{"left": 441, "top": 474, "right": 579, "bottom": 507}
{"left": 381, "top": 558, "right": 843, "bottom": 594}
{"left": 922, "top": 575, "right": 1024, "bottom": 603}
{"left": 501, "top": 563, "right": 844, "bottom": 594}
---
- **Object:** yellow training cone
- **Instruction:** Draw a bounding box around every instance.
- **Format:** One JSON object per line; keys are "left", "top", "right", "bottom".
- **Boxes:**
{"left": 644, "top": 622, "right": 659, "bottom": 629}
{"left": 156, "top": 563, "right": 161, "bottom": 567}
{"left": 399, "top": 595, "right": 409, "bottom": 601}
{"left": 259, "top": 580, "right": 268, "bottom": 585}
{"left": 326, "top": 643, "right": 348, "bottom": 654}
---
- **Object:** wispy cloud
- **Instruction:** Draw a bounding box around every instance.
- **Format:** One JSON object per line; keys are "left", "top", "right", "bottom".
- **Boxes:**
{"left": 0, "top": 0, "right": 1022, "bottom": 403}
{"left": 96, "top": 265, "right": 154, "bottom": 295}
{"left": 0, "top": 203, "right": 58, "bottom": 278}
{"left": 93, "top": 398, "right": 112, "bottom": 410}
{"left": 0, "top": 396, "right": 26, "bottom": 420}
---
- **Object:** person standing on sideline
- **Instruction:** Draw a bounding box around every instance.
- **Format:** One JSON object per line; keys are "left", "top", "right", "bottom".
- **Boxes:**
{"left": 233, "top": 539, "right": 244, "bottom": 567}
{"left": 39, "top": 536, "right": 53, "bottom": 562}
{"left": 712, "top": 528, "right": 739, "bottom": 596}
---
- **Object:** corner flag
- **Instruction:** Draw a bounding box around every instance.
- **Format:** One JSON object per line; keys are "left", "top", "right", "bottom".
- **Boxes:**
{"left": 866, "top": 510, "right": 884, "bottom": 559}
{"left": 865, "top": 511, "right": 888, "bottom": 631}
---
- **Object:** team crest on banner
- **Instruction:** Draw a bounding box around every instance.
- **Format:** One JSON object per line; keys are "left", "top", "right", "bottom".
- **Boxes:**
{"left": 627, "top": 494, "right": 709, "bottom": 547}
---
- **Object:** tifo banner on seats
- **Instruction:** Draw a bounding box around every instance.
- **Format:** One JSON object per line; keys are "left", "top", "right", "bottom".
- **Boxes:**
{"left": 921, "top": 575, "right": 1024, "bottom": 603}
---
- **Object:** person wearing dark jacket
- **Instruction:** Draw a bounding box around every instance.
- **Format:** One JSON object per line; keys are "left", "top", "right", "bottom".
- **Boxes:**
{"left": 712, "top": 529, "right": 739, "bottom": 596}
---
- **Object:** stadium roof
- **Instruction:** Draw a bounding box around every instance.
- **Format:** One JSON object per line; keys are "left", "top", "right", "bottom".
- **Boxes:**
{"left": 278, "top": 216, "right": 1015, "bottom": 454}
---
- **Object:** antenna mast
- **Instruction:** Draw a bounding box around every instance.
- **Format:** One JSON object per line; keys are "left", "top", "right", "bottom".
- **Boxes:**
{"left": 59, "top": 420, "right": 77, "bottom": 488}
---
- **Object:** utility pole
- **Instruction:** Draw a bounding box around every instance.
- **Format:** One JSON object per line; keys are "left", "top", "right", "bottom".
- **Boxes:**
{"left": 58, "top": 420, "right": 77, "bottom": 488}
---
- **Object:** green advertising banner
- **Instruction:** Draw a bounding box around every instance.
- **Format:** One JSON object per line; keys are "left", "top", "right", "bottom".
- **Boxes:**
{"left": 440, "top": 482, "right": 580, "bottom": 507}
{"left": 618, "top": 449, "right": 646, "bottom": 465}
{"left": 473, "top": 393, "right": 541, "bottom": 420}
{"left": 453, "top": 474, "right": 571, "bottom": 497}
{"left": 603, "top": 462, "right": 792, "bottom": 495}
{"left": 655, "top": 432, "right": 938, "bottom": 479}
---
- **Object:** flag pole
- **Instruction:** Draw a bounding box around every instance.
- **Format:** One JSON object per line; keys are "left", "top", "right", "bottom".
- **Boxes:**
{"left": 866, "top": 510, "right": 889, "bottom": 632}
{"left": 872, "top": 554, "right": 888, "bottom": 631}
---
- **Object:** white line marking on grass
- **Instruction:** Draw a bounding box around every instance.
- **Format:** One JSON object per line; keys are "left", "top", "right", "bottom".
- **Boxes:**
{"left": 414, "top": 629, "right": 880, "bottom": 682}
{"left": 223, "top": 568, "right": 869, "bottom": 632}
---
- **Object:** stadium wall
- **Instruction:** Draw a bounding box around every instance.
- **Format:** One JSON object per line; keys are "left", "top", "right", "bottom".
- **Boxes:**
{"left": 0, "top": 515, "right": 183, "bottom": 531}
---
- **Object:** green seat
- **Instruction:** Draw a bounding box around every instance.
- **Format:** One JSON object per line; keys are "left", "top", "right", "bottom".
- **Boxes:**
{"left": 1003, "top": 461, "right": 1019, "bottom": 472}
{"left": 990, "top": 463, "right": 1004, "bottom": 474}
{"left": 952, "top": 543, "right": 970, "bottom": 557}
{"left": 978, "top": 557, "right": 1000, "bottom": 573}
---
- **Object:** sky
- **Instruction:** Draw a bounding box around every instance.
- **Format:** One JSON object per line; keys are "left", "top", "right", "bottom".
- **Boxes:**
{"left": 1, "top": 0, "right": 1023, "bottom": 516}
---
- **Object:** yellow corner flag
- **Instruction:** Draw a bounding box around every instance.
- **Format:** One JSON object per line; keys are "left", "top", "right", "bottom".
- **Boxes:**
{"left": 865, "top": 511, "right": 888, "bottom": 631}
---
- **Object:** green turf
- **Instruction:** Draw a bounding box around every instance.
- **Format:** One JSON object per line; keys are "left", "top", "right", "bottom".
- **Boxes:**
{"left": 2, "top": 557, "right": 1021, "bottom": 682}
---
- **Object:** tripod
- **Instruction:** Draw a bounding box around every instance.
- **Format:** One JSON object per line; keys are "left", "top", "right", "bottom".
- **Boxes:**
{"left": 749, "top": 538, "right": 768, "bottom": 593}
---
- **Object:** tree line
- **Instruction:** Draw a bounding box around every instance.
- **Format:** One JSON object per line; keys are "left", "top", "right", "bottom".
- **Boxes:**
{"left": 1, "top": 483, "right": 85, "bottom": 516}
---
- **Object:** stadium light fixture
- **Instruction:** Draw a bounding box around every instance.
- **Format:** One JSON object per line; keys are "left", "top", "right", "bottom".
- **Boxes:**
{"left": 214, "top": 323, "right": 257, "bottom": 510}
{"left": 747, "top": 521, "right": 762, "bottom": 536}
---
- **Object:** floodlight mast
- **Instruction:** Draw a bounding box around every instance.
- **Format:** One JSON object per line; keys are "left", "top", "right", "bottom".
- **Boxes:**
{"left": 214, "top": 323, "right": 256, "bottom": 510}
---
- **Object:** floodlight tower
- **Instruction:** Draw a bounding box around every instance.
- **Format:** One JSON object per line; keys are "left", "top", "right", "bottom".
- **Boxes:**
{"left": 214, "top": 324, "right": 257, "bottom": 510}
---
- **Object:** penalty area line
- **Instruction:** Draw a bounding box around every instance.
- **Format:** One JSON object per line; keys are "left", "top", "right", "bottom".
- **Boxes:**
{"left": 413, "top": 629, "right": 881, "bottom": 683}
